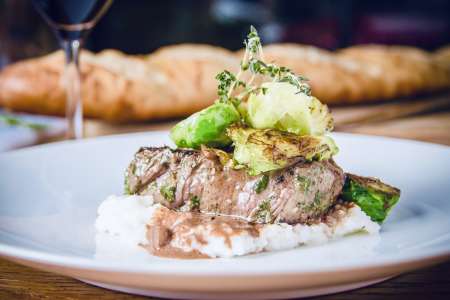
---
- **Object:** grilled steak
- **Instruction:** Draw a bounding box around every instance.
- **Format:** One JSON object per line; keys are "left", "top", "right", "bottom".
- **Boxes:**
{"left": 125, "top": 147, "right": 345, "bottom": 224}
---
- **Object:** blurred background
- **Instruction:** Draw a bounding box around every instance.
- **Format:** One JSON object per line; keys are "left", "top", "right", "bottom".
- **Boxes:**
{"left": 0, "top": 0, "right": 449, "bottom": 150}
{"left": 1, "top": 0, "right": 449, "bottom": 67}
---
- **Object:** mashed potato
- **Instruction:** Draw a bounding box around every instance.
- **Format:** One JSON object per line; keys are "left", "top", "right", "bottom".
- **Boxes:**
{"left": 95, "top": 195, "right": 379, "bottom": 258}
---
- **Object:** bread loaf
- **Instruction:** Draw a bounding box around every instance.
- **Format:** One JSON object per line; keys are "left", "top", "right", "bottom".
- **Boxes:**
{"left": 0, "top": 45, "right": 239, "bottom": 122}
{"left": 0, "top": 43, "right": 448, "bottom": 121}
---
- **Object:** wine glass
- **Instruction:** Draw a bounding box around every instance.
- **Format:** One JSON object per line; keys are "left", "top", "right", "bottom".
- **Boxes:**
{"left": 32, "top": 0, "right": 113, "bottom": 139}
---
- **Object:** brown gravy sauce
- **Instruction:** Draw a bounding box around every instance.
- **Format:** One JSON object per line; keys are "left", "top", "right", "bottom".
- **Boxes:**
{"left": 143, "top": 201, "right": 354, "bottom": 259}
{"left": 143, "top": 206, "right": 261, "bottom": 259}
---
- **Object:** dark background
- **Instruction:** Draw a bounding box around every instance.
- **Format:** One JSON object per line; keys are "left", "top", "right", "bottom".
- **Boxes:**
{"left": 1, "top": 0, "right": 449, "bottom": 68}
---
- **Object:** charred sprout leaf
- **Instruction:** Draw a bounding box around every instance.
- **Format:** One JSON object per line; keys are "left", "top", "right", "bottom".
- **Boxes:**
{"left": 160, "top": 185, "right": 176, "bottom": 203}
{"left": 200, "top": 146, "right": 246, "bottom": 170}
{"left": 247, "top": 82, "right": 332, "bottom": 136}
{"left": 228, "top": 126, "right": 338, "bottom": 175}
{"left": 342, "top": 174, "right": 400, "bottom": 223}
{"left": 254, "top": 174, "right": 269, "bottom": 193}
{"left": 309, "top": 96, "right": 334, "bottom": 134}
{"left": 170, "top": 102, "right": 240, "bottom": 149}
{"left": 201, "top": 145, "right": 232, "bottom": 165}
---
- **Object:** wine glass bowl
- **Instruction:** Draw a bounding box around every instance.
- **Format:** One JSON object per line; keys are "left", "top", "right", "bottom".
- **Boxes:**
{"left": 32, "top": 0, "right": 113, "bottom": 139}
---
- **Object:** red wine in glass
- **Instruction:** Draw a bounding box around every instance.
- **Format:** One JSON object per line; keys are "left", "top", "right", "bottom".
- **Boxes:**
{"left": 32, "top": 0, "right": 113, "bottom": 139}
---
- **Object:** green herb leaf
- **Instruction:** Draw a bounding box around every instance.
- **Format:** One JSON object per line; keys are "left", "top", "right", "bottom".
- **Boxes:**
{"left": 245, "top": 25, "right": 262, "bottom": 55}
{"left": 246, "top": 59, "right": 311, "bottom": 95}
{"left": 254, "top": 199, "right": 272, "bottom": 223}
{"left": 296, "top": 175, "right": 311, "bottom": 192}
{"left": 160, "top": 185, "right": 176, "bottom": 203}
{"left": 313, "top": 191, "right": 323, "bottom": 206}
{"left": 215, "top": 70, "right": 241, "bottom": 102}
{"left": 189, "top": 195, "right": 201, "bottom": 210}
{"left": 254, "top": 174, "right": 269, "bottom": 193}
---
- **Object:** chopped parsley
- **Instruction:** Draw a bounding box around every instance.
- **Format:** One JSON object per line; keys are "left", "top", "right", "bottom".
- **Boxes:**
{"left": 254, "top": 174, "right": 269, "bottom": 193}
{"left": 314, "top": 191, "right": 323, "bottom": 206}
{"left": 160, "top": 185, "right": 176, "bottom": 202}
{"left": 254, "top": 199, "right": 272, "bottom": 223}
{"left": 296, "top": 191, "right": 324, "bottom": 212}
{"left": 190, "top": 195, "right": 200, "bottom": 210}
{"left": 296, "top": 175, "right": 311, "bottom": 192}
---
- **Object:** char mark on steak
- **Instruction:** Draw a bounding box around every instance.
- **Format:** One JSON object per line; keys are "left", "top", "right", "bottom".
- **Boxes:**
{"left": 125, "top": 147, "right": 345, "bottom": 225}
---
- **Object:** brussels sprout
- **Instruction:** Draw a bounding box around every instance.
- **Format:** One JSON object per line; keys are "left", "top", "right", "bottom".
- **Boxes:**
{"left": 228, "top": 126, "right": 338, "bottom": 175}
{"left": 170, "top": 102, "right": 240, "bottom": 149}
{"left": 342, "top": 174, "right": 401, "bottom": 223}
{"left": 247, "top": 82, "right": 333, "bottom": 136}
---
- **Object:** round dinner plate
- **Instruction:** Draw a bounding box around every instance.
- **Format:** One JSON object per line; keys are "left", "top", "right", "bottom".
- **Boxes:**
{"left": 0, "top": 132, "right": 449, "bottom": 299}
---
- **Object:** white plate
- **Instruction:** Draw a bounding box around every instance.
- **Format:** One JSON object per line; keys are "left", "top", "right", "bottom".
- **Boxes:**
{"left": 0, "top": 132, "right": 449, "bottom": 299}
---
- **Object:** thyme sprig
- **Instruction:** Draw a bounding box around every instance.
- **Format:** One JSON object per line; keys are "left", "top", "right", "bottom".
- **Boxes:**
{"left": 215, "top": 26, "right": 311, "bottom": 103}
{"left": 216, "top": 70, "right": 246, "bottom": 102}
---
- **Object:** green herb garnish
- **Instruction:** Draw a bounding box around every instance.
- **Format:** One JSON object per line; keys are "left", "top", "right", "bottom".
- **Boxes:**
{"left": 296, "top": 175, "right": 311, "bottom": 192}
{"left": 216, "top": 70, "right": 238, "bottom": 102}
{"left": 190, "top": 195, "right": 200, "bottom": 210}
{"left": 313, "top": 191, "right": 323, "bottom": 206}
{"left": 215, "top": 26, "right": 310, "bottom": 105}
{"left": 254, "top": 199, "right": 272, "bottom": 223}
{"left": 160, "top": 185, "right": 176, "bottom": 202}
{"left": 244, "top": 25, "right": 262, "bottom": 55}
{"left": 254, "top": 174, "right": 269, "bottom": 193}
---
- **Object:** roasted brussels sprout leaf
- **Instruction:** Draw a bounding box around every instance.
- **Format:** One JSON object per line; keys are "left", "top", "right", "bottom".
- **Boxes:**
{"left": 199, "top": 145, "right": 245, "bottom": 169}
{"left": 170, "top": 102, "right": 240, "bottom": 149}
{"left": 228, "top": 126, "right": 338, "bottom": 175}
{"left": 247, "top": 82, "right": 333, "bottom": 136}
{"left": 342, "top": 174, "right": 400, "bottom": 223}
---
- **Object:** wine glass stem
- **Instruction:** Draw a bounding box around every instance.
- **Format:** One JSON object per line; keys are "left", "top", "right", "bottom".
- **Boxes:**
{"left": 61, "top": 39, "right": 83, "bottom": 139}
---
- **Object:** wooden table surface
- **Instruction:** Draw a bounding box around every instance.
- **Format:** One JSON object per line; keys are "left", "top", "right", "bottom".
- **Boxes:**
{"left": 1, "top": 98, "right": 450, "bottom": 299}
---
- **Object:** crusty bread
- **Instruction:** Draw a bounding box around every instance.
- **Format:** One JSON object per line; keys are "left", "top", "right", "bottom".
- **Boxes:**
{"left": 260, "top": 44, "right": 450, "bottom": 104}
{"left": 259, "top": 44, "right": 382, "bottom": 103}
{"left": 0, "top": 44, "right": 239, "bottom": 122}
{"left": 433, "top": 45, "right": 450, "bottom": 77}
{"left": 0, "top": 43, "right": 448, "bottom": 121}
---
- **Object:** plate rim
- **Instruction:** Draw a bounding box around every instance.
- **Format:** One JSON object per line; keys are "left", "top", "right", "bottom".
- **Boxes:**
{"left": 1, "top": 240, "right": 450, "bottom": 276}
{"left": 1, "top": 130, "right": 449, "bottom": 157}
